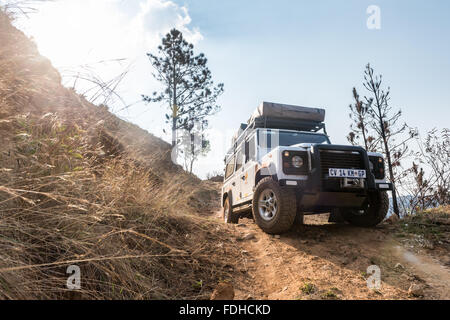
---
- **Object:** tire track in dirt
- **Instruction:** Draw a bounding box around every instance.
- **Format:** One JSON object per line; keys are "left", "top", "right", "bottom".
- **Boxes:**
{"left": 219, "top": 213, "right": 450, "bottom": 300}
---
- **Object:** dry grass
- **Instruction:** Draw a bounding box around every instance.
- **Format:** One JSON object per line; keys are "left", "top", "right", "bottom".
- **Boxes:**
{"left": 396, "top": 206, "right": 450, "bottom": 245}
{"left": 0, "top": 9, "right": 240, "bottom": 299}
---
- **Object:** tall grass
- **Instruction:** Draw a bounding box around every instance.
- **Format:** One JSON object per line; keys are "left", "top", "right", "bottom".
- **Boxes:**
{"left": 0, "top": 9, "right": 240, "bottom": 299}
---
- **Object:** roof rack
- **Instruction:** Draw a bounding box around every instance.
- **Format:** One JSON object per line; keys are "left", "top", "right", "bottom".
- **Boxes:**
{"left": 250, "top": 116, "right": 326, "bottom": 133}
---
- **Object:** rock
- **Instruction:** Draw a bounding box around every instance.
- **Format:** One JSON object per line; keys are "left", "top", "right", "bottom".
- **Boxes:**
{"left": 211, "top": 282, "right": 235, "bottom": 300}
{"left": 423, "top": 240, "right": 435, "bottom": 250}
{"left": 300, "top": 240, "right": 308, "bottom": 244}
{"left": 394, "top": 263, "right": 404, "bottom": 270}
{"left": 237, "top": 233, "right": 256, "bottom": 241}
{"left": 408, "top": 283, "right": 425, "bottom": 297}
{"left": 339, "top": 257, "right": 350, "bottom": 266}
{"left": 237, "top": 223, "right": 247, "bottom": 228}
{"left": 245, "top": 294, "right": 254, "bottom": 300}
{"left": 401, "top": 273, "right": 414, "bottom": 281}
{"left": 242, "top": 233, "right": 256, "bottom": 241}
{"left": 282, "top": 286, "right": 288, "bottom": 292}
{"left": 274, "top": 235, "right": 281, "bottom": 239}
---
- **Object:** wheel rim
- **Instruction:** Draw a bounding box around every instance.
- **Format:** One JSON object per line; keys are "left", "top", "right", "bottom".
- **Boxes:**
{"left": 258, "top": 189, "right": 279, "bottom": 221}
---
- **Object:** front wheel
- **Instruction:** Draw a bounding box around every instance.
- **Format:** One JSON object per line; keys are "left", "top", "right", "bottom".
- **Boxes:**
{"left": 252, "top": 177, "right": 297, "bottom": 234}
{"left": 341, "top": 191, "right": 389, "bottom": 227}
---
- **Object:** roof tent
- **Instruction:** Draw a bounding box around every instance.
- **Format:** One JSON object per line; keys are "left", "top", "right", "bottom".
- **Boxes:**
{"left": 248, "top": 102, "right": 326, "bottom": 132}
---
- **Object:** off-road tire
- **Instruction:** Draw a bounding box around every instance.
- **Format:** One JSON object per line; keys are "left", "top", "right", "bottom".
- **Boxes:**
{"left": 342, "top": 191, "right": 389, "bottom": 227}
{"left": 293, "top": 211, "right": 304, "bottom": 225}
{"left": 328, "top": 208, "right": 345, "bottom": 223}
{"left": 223, "top": 196, "right": 239, "bottom": 224}
{"left": 252, "top": 177, "right": 297, "bottom": 234}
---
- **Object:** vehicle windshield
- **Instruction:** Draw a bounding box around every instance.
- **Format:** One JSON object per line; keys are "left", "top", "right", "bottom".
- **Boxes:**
{"left": 258, "top": 130, "right": 330, "bottom": 148}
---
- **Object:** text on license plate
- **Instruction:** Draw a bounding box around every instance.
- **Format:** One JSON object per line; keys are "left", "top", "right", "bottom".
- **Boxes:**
{"left": 329, "top": 168, "right": 366, "bottom": 178}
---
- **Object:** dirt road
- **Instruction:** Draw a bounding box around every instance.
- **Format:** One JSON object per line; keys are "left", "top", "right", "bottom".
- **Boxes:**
{"left": 218, "top": 213, "right": 450, "bottom": 300}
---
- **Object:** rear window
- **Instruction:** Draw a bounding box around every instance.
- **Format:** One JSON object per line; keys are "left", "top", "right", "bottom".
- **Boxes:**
{"left": 225, "top": 156, "right": 235, "bottom": 179}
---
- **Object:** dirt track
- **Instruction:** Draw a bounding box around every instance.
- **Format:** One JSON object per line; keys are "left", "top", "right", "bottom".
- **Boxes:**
{"left": 217, "top": 213, "right": 450, "bottom": 300}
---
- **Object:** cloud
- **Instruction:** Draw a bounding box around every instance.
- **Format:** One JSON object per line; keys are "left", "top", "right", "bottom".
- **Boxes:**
{"left": 13, "top": 0, "right": 202, "bottom": 111}
{"left": 10, "top": 0, "right": 209, "bottom": 175}
{"left": 16, "top": 0, "right": 201, "bottom": 67}
{"left": 135, "top": 0, "right": 203, "bottom": 45}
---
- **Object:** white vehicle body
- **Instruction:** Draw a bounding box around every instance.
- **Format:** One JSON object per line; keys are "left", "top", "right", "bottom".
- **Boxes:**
{"left": 222, "top": 128, "right": 391, "bottom": 212}
{"left": 221, "top": 102, "right": 392, "bottom": 231}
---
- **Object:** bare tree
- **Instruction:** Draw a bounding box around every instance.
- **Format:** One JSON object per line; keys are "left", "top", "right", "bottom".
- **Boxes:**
{"left": 180, "top": 118, "right": 210, "bottom": 174}
{"left": 397, "top": 162, "right": 432, "bottom": 214}
{"left": 413, "top": 128, "right": 449, "bottom": 207}
{"left": 361, "top": 64, "right": 417, "bottom": 217}
{"left": 347, "top": 87, "right": 377, "bottom": 151}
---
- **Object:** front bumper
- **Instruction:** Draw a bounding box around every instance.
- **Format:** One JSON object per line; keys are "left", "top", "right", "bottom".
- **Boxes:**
{"left": 279, "top": 179, "right": 393, "bottom": 191}
{"left": 277, "top": 144, "right": 393, "bottom": 210}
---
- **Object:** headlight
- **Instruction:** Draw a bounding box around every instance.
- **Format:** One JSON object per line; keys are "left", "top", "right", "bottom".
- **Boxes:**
{"left": 369, "top": 156, "right": 385, "bottom": 179}
{"left": 292, "top": 156, "right": 304, "bottom": 168}
{"left": 282, "top": 150, "right": 308, "bottom": 175}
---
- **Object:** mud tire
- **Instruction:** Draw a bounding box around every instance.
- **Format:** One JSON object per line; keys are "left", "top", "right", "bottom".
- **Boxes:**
{"left": 342, "top": 191, "right": 389, "bottom": 227}
{"left": 252, "top": 177, "right": 297, "bottom": 234}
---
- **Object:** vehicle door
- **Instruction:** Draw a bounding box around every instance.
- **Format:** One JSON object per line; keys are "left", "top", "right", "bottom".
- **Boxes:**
{"left": 223, "top": 155, "right": 236, "bottom": 203}
{"left": 233, "top": 146, "right": 245, "bottom": 205}
{"left": 240, "top": 134, "right": 257, "bottom": 202}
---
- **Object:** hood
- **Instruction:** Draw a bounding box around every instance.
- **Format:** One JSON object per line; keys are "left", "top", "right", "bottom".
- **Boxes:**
{"left": 290, "top": 143, "right": 316, "bottom": 148}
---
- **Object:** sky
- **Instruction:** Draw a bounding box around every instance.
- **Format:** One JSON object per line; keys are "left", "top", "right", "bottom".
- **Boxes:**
{"left": 5, "top": 0, "right": 450, "bottom": 178}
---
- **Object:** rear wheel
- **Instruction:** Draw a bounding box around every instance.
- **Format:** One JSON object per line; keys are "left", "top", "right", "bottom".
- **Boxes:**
{"left": 341, "top": 191, "right": 389, "bottom": 227}
{"left": 252, "top": 177, "right": 297, "bottom": 234}
{"left": 223, "top": 196, "right": 239, "bottom": 224}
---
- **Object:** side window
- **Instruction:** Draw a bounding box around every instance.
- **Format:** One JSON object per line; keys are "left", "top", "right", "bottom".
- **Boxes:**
{"left": 245, "top": 136, "right": 256, "bottom": 162}
{"left": 235, "top": 148, "right": 244, "bottom": 171}
{"left": 225, "top": 156, "right": 235, "bottom": 180}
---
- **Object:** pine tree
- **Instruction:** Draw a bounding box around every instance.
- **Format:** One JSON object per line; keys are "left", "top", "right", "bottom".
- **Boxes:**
{"left": 143, "top": 29, "right": 224, "bottom": 147}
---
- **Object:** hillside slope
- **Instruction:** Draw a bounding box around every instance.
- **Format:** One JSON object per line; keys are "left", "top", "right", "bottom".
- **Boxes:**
{"left": 0, "top": 10, "right": 241, "bottom": 299}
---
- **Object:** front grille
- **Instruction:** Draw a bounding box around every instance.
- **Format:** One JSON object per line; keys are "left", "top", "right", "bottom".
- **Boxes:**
{"left": 320, "top": 150, "right": 365, "bottom": 178}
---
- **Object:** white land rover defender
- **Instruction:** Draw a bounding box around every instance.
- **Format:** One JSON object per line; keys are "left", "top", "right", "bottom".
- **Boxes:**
{"left": 221, "top": 102, "right": 392, "bottom": 234}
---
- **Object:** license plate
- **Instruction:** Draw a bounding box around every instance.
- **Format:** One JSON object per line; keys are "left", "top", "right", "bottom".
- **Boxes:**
{"left": 329, "top": 168, "right": 366, "bottom": 178}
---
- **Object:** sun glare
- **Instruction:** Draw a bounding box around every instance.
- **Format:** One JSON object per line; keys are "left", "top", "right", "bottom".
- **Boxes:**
{"left": 21, "top": 1, "right": 131, "bottom": 69}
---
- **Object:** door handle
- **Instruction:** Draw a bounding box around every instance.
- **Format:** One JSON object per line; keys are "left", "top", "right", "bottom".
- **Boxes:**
{"left": 232, "top": 182, "right": 236, "bottom": 186}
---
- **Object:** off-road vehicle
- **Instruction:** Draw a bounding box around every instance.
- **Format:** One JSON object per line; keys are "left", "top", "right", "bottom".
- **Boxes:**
{"left": 221, "top": 102, "right": 392, "bottom": 234}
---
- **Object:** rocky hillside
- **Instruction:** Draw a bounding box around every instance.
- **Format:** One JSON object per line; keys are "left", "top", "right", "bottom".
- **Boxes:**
{"left": 0, "top": 10, "right": 240, "bottom": 299}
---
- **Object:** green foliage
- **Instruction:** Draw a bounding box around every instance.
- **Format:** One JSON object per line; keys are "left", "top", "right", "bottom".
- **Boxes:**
{"left": 300, "top": 282, "right": 316, "bottom": 295}
{"left": 143, "top": 28, "right": 224, "bottom": 146}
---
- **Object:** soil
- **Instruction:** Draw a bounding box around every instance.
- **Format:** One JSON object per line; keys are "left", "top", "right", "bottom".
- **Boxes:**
{"left": 216, "top": 212, "right": 450, "bottom": 300}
